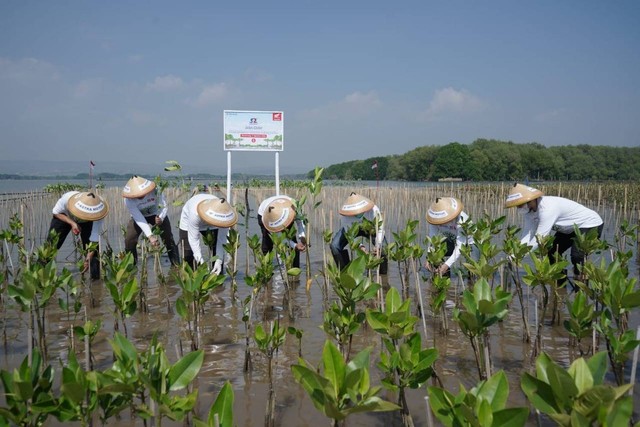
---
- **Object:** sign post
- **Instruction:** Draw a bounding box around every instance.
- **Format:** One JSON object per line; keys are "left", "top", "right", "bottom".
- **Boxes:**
{"left": 223, "top": 110, "right": 284, "bottom": 200}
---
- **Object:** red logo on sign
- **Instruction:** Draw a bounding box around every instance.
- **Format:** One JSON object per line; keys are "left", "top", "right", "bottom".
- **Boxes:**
{"left": 272, "top": 112, "right": 282, "bottom": 121}
{"left": 251, "top": 138, "right": 256, "bottom": 143}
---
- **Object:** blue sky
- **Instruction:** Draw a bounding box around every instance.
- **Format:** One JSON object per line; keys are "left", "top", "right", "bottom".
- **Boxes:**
{"left": 1, "top": 1, "right": 639, "bottom": 175}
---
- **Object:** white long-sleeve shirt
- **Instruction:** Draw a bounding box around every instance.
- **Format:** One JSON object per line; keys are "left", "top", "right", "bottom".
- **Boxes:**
{"left": 124, "top": 189, "right": 168, "bottom": 238}
{"left": 52, "top": 191, "right": 104, "bottom": 242}
{"left": 339, "top": 205, "right": 385, "bottom": 249}
{"left": 179, "top": 194, "right": 230, "bottom": 264}
{"left": 520, "top": 196, "right": 603, "bottom": 250}
{"left": 258, "top": 195, "right": 306, "bottom": 249}
{"left": 427, "top": 211, "right": 473, "bottom": 267}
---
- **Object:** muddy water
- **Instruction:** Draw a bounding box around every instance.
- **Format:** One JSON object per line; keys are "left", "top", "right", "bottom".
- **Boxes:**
{"left": 1, "top": 186, "right": 639, "bottom": 426}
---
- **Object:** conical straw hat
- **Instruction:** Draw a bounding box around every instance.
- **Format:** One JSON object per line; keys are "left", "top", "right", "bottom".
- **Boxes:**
{"left": 505, "top": 183, "right": 543, "bottom": 208}
{"left": 197, "top": 197, "right": 238, "bottom": 228}
{"left": 122, "top": 175, "right": 156, "bottom": 198}
{"left": 426, "top": 197, "right": 463, "bottom": 225}
{"left": 338, "top": 192, "right": 374, "bottom": 216}
{"left": 262, "top": 197, "right": 296, "bottom": 232}
{"left": 67, "top": 192, "right": 109, "bottom": 221}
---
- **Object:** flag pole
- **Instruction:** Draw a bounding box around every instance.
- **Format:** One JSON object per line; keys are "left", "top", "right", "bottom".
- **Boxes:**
{"left": 89, "top": 161, "right": 95, "bottom": 189}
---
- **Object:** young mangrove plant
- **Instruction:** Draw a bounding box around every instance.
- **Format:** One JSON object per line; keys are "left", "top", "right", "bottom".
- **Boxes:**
{"left": 428, "top": 370, "right": 529, "bottom": 427}
{"left": 323, "top": 256, "right": 380, "bottom": 359}
{"left": 137, "top": 333, "right": 204, "bottom": 425}
{"left": 269, "top": 230, "right": 301, "bottom": 320}
{"left": 423, "top": 234, "right": 450, "bottom": 335}
{"left": 103, "top": 252, "right": 139, "bottom": 337}
{"left": 387, "top": 219, "right": 419, "bottom": 300}
{"left": 502, "top": 225, "right": 532, "bottom": 343}
{"left": 302, "top": 166, "right": 324, "bottom": 285}
{"left": 243, "top": 249, "right": 275, "bottom": 371}
{"left": 174, "top": 262, "right": 226, "bottom": 350}
{"left": 193, "top": 381, "right": 235, "bottom": 427}
{"left": 522, "top": 235, "right": 568, "bottom": 360}
{"left": 521, "top": 351, "right": 633, "bottom": 426}
{"left": 223, "top": 227, "right": 241, "bottom": 298}
{"left": 366, "top": 287, "right": 439, "bottom": 427}
{"left": 563, "top": 291, "right": 596, "bottom": 357}
{"left": 254, "top": 318, "right": 286, "bottom": 427}
{"left": 582, "top": 258, "right": 640, "bottom": 384}
{"left": 0, "top": 349, "right": 56, "bottom": 426}
{"left": 291, "top": 340, "right": 400, "bottom": 427}
{"left": 453, "top": 279, "right": 512, "bottom": 380}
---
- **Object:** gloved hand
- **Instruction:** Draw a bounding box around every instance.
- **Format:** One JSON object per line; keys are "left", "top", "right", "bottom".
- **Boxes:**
{"left": 211, "top": 259, "right": 223, "bottom": 275}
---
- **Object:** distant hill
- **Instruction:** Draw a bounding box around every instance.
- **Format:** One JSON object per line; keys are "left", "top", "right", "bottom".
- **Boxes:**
{"left": 314, "top": 139, "right": 640, "bottom": 182}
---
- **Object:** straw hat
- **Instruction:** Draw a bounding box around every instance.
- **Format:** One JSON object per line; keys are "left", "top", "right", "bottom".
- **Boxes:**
{"left": 426, "top": 197, "right": 463, "bottom": 225}
{"left": 122, "top": 175, "right": 156, "bottom": 198}
{"left": 505, "top": 183, "right": 543, "bottom": 208}
{"left": 196, "top": 197, "right": 238, "bottom": 228}
{"left": 67, "top": 192, "right": 109, "bottom": 221}
{"left": 262, "top": 197, "right": 296, "bottom": 232}
{"left": 338, "top": 192, "right": 374, "bottom": 216}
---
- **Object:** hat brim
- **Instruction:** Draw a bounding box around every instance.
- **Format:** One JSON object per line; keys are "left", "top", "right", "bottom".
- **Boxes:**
{"left": 426, "top": 202, "right": 463, "bottom": 225}
{"left": 122, "top": 181, "right": 156, "bottom": 199}
{"left": 339, "top": 199, "right": 374, "bottom": 216}
{"left": 67, "top": 197, "right": 109, "bottom": 221}
{"left": 505, "top": 190, "right": 543, "bottom": 208}
{"left": 197, "top": 200, "right": 238, "bottom": 228}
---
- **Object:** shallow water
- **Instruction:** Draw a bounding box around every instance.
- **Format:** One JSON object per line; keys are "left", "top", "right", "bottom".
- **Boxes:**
{"left": 0, "top": 185, "right": 639, "bottom": 426}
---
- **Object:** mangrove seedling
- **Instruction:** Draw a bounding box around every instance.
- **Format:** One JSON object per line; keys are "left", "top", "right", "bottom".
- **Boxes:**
{"left": 291, "top": 340, "right": 400, "bottom": 427}
{"left": 428, "top": 370, "right": 529, "bottom": 427}
{"left": 521, "top": 351, "right": 633, "bottom": 426}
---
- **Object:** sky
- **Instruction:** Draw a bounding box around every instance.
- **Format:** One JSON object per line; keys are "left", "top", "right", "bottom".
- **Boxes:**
{"left": 1, "top": 1, "right": 639, "bottom": 175}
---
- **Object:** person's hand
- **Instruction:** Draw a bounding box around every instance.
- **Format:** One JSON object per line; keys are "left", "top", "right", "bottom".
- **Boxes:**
{"left": 149, "top": 235, "right": 160, "bottom": 247}
{"left": 211, "top": 259, "right": 223, "bottom": 275}
{"left": 295, "top": 242, "right": 307, "bottom": 252}
{"left": 358, "top": 244, "right": 368, "bottom": 254}
{"left": 155, "top": 216, "right": 163, "bottom": 225}
{"left": 71, "top": 222, "right": 81, "bottom": 235}
{"left": 436, "top": 264, "right": 450, "bottom": 276}
{"left": 82, "top": 251, "right": 95, "bottom": 273}
{"left": 424, "top": 261, "right": 434, "bottom": 272}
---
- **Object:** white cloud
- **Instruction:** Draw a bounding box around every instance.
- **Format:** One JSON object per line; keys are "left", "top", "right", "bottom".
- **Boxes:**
{"left": 146, "top": 74, "right": 184, "bottom": 92}
{"left": 189, "top": 83, "right": 228, "bottom": 107}
{"left": 0, "top": 57, "right": 60, "bottom": 81}
{"left": 128, "top": 109, "right": 164, "bottom": 126}
{"left": 244, "top": 67, "right": 272, "bottom": 82}
{"left": 534, "top": 108, "right": 567, "bottom": 123}
{"left": 128, "top": 54, "right": 144, "bottom": 63}
{"left": 299, "top": 90, "right": 383, "bottom": 121}
{"left": 420, "top": 87, "right": 483, "bottom": 121}
{"left": 73, "top": 78, "right": 104, "bottom": 98}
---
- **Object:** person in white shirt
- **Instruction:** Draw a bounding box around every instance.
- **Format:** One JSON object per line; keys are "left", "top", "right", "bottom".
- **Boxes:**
{"left": 122, "top": 175, "right": 180, "bottom": 266}
{"left": 258, "top": 195, "right": 307, "bottom": 268}
{"left": 178, "top": 194, "right": 238, "bottom": 273}
{"left": 505, "top": 183, "right": 603, "bottom": 276}
{"left": 330, "top": 192, "right": 387, "bottom": 274}
{"left": 46, "top": 191, "right": 109, "bottom": 279}
{"left": 425, "top": 197, "right": 473, "bottom": 277}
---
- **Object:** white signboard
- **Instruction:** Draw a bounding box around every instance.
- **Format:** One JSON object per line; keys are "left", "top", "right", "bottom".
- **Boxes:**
{"left": 223, "top": 110, "right": 284, "bottom": 151}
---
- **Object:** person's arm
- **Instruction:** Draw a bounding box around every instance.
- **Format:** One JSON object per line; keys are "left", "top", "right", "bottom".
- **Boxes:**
{"left": 373, "top": 206, "right": 384, "bottom": 249}
{"left": 188, "top": 222, "right": 205, "bottom": 264}
{"left": 125, "top": 198, "right": 154, "bottom": 237}
{"left": 157, "top": 192, "right": 169, "bottom": 221}
{"left": 53, "top": 213, "right": 80, "bottom": 235}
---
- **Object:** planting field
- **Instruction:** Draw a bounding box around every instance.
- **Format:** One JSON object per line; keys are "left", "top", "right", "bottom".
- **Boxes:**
{"left": 0, "top": 181, "right": 639, "bottom": 426}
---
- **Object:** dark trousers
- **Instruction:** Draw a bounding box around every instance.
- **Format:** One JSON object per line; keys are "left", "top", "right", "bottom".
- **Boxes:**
{"left": 179, "top": 228, "right": 218, "bottom": 270}
{"left": 330, "top": 228, "right": 388, "bottom": 274}
{"left": 257, "top": 214, "right": 300, "bottom": 268}
{"left": 551, "top": 224, "right": 604, "bottom": 275}
{"left": 47, "top": 216, "right": 100, "bottom": 279}
{"left": 124, "top": 216, "right": 180, "bottom": 265}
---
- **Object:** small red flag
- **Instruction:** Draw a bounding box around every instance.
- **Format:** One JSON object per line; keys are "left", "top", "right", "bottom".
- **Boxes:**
{"left": 371, "top": 160, "right": 378, "bottom": 170}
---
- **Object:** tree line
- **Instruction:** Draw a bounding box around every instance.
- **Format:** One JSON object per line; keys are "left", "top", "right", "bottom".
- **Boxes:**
{"left": 315, "top": 139, "right": 640, "bottom": 182}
